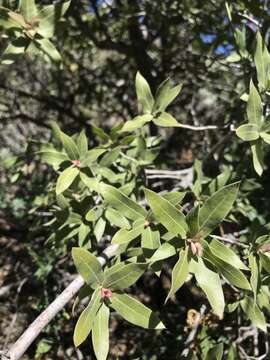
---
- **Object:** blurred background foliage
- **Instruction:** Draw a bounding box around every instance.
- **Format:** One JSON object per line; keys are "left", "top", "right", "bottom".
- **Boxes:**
{"left": 1, "top": 0, "right": 270, "bottom": 359}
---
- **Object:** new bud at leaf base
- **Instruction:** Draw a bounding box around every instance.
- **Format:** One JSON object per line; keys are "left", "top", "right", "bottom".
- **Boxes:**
{"left": 190, "top": 241, "right": 197, "bottom": 255}
{"left": 72, "top": 159, "right": 81, "bottom": 167}
{"left": 259, "top": 243, "right": 270, "bottom": 253}
{"left": 194, "top": 242, "right": 203, "bottom": 257}
{"left": 144, "top": 220, "right": 151, "bottom": 228}
{"left": 188, "top": 239, "right": 203, "bottom": 256}
{"left": 101, "top": 288, "right": 113, "bottom": 299}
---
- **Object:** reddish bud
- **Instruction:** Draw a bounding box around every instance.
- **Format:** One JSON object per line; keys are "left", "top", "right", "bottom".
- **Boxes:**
{"left": 144, "top": 220, "right": 151, "bottom": 228}
{"left": 190, "top": 241, "right": 197, "bottom": 255}
{"left": 260, "top": 243, "right": 270, "bottom": 253}
{"left": 101, "top": 288, "right": 112, "bottom": 299}
{"left": 194, "top": 242, "right": 203, "bottom": 257}
{"left": 72, "top": 159, "right": 81, "bottom": 167}
{"left": 188, "top": 239, "right": 203, "bottom": 256}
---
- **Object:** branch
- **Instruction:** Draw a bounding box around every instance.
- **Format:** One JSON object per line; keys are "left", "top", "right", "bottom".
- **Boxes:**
{"left": 177, "top": 123, "right": 235, "bottom": 132}
{"left": 209, "top": 235, "right": 248, "bottom": 249}
{"left": 145, "top": 167, "right": 193, "bottom": 180}
{"left": 1, "top": 244, "right": 119, "bottom": 360}
{"left": 237, "top": 13, "right": 261, "bottom": 28}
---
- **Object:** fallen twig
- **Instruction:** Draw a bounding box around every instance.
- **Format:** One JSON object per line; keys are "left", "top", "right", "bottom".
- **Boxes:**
{"left": 1, "top": 244, "right": 119, "bottom": 360}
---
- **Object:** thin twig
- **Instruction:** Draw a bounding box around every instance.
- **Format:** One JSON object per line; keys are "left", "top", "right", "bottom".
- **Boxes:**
{"left": 209, "top": 235, "right": 249, "bottom": 248}
{"left": 177, "top": 123, "right": 235, "bottom": 132}
{"left": 145, "top": 167, "right": 193, "bottom": 182}
{"left": 254, "top": 326, "right": 259, "bottom": 357}
{"left": 145, "top": 168, "right": 192, "bottom": 175}
{"left": 1, "top": 244, "right": 119, "bottom": 360}
{"left": 237, "top": 13, "right": 261, "bottom": 28}
{"left": 181, "top": 305, "right": 206, "bottom": 357}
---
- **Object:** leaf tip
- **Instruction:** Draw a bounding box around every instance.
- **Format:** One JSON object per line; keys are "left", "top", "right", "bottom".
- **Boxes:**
{"left": 155, "top": 321, "right": 166, "bottom": 330}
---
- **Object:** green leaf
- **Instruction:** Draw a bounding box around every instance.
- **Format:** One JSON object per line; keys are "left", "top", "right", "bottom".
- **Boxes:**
{"left": 240, "top": 296, "right": 267, "bottom": 332}
{"left": 121, "top": 115, "right": 153, "bottom": 132}
{"left": 99, "top": 146, "right": 121, "bottom": 167}
{"left": 72, "top": 285, "right": 92, "bottom": 317}
{"left": 85, "top": 207, "right": 103, "bottom": 222}
{"left": 94, "top": 217, "right": 106, "bottom": 242}
{"left": 208, "top": 168, "right": 231, "bottom": 194}
{"left": 152, "top": 112, "right": 180, "bottom": 127}
{"left": 142, "top": 227, "right": 160, "bottom": 249}
{"left": 101, "top": 184, "right": 147, "bottom": 221}
{"left": 225, "top": 2, "right": 232, "bottom": 21}
{"left": 19, "top": 0, "right": 38, "bottom": 21}
{"left": 227, "top": 345, "right": 237, "bottom": 360}
{"left": 38, "top": 1, "right": 71, "bottom": 38}
{"left": 73, "top": 287, "right": 102, "bottom": 346}
{"left": 249, "top": 254, "right": 259, "bottom": 300}
{"left": 135, "top": 71, "right": 154, "bottom": 114}
{"left": 247, "top": 79, "right": 263, "bottom": 128}
{"left": 234, "top": 27, "right": 247, "bottom": 57}
{"left": 198, "top": 182, "right": 239, "bottom": 237}
{"left": 165, "top": 247, "right": 189, "bottom": 302}
{"left": 110, "top": 292, "right": 165, "bottom": 329}
{"left": 103, "top": 263, "right": 147, "bottom": 290}
{"left": 25, "top": 41, "right": 40, "bottom": 56}
{"left": 37, "top": 149, "right": 68, "bottom": 168}
{"left": 163, "top": 191, "right": 186, "bottom": 205}
{"left": 260, "top": 132, "right": 270, "bottom": 145}
{"left": 190, "top": 258, "right": 225, "bottom": 318}
{"left": 206, "top": 343, "right": 224, "bottom": 360}
{"left": 154, "top": 80, "right": 182, "bottom": 112}
{"left": 261, "top": 118, "right": 270, "bottom": 132}
{"left": 78, "top": 223, "right": 90, "bottom": 247}
{"left": 0, "top": 8, "right": 23, "bottom": 30}
{"left": 56, "top": 166, "right": 79, "bottom": 195}
{"left": 259, "top": 252, "right": 270, "bottom": 273}
{"left": 186, "top": 205, "right": 200, "bottom": 237}
{"left": 153, "top": 78, "right": 170, "bottom": 110}
{"left": 80, "top": 173, "right": 101, "bottom": 193}
{"left": 236, "top": 124, "right": 259, "bottom": 141}
{"left": 92, "top": 124, "right": 110, "bottom": 142}
{"left": 99, "top": 167, "right": 125, "bottom": 184}
{"left": 255, "top": 32, "right": 270, "bottom": 91}
{"left": 105, "top": 207, "right": 130, "bottom": 229}
{"left": 192, "top": 159, "right": 203, "bottom": 197}
{"left": 92, "top": 303, "right": 110, "bottom": 360}
{"left": 60, "top": 131, "right": 80, "bottom": 160}
{"left": 1, "top": 38, "right": 28, "bottom": 65}
{"left": 112, "top": 219, "right": 145, "bottom": 244}
{"left": 6, "top": 11, "right": 27, "bottom": 28}
{"left": 72, "top": 247, "right": 103, "bottom": 288}
{"left": 77, "top": 130, "right": 88, "bottom": 156}
{"left": 210, "top": 239, "right": 249, "bottom": 270}
{"left": 146, "top": 192, "right": 185, "bottom": 223}
{"left": 56, "top": 193, "right": 69, "bottom": 209}
{"left": 36, "top": 38, "right": 61, "bottom": 62}
{"left": 149, "top": 242, "right": 178, "bottom": 264}
{"left": 203, "top": 242, "right": 251, "bottom": 290}
{"left": 81, "top": 149, "right": 106, "bottom": 166}
{"left": 50, "top": 121, "right": 62, "bottom": 143}
{"left": 251, "top": 140, "right": 264, "bottom": 176}
{"left": 144, "top": 189, "right": 187, "bottom": 238}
